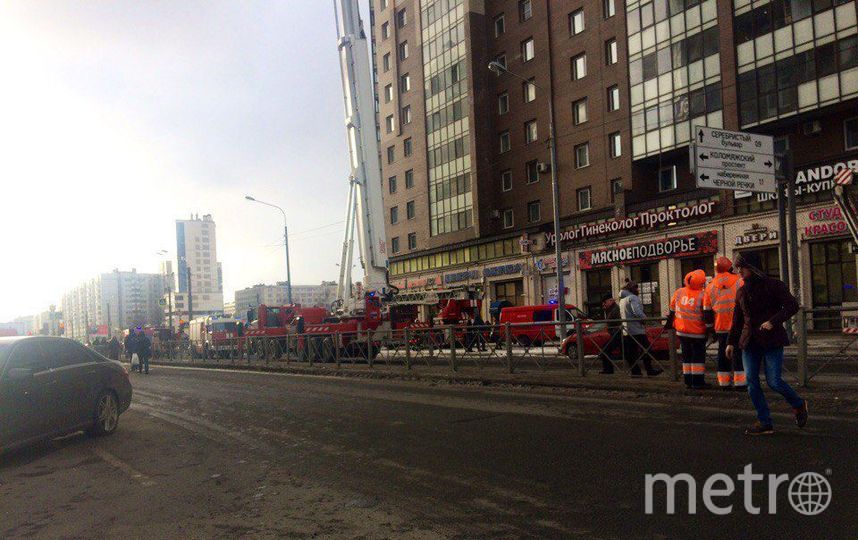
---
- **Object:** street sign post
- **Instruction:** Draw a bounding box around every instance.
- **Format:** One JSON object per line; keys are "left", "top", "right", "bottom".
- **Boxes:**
{"left": 692, "top": 126, "right": 777, "bottom": 193}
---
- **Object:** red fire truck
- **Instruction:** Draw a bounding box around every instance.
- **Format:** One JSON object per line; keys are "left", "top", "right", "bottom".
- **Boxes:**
{"left": 242, "top": 304, "right": 328, "bottom": 359}
{"left": 188, "top": 316, "right": 241, "bottom": 359}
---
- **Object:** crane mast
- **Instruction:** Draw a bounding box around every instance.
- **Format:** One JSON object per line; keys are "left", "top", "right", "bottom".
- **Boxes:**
{"left": 334, "top": 0, "right": 390, "bottom": 306}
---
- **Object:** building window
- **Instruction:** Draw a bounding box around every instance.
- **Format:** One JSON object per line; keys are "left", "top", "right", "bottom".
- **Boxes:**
{"left": 499, "top": 131, "right": 511, "bottom": 153}
{"left": 523, "top": 79, "right": 536, "bottom": 102}
{"left": 573, "top": 98, "right": 588, "bottom": 124}
{"left": 383, "top": 53, "right": 390, "bottom": 72}
{"left": 400, "top": 73, "right": 410, "bottom": 92}
{"left": 572, "top": 53, "right": 587, "bottom": 80}
{"left": 401, "top": 105, "right": 412, "bottom": 125}
{"left": 503, "top": 208, "right": 514, "bottom": 229}
{"left": 575, "top": 142, "right": 590, "bottom": 168}
{"left": 604, "top": 0, "right": 615, "bottom": 18}
{"left": 846, "top": 118, "right": 858, "bottom": 150}
{"left": 519, "top": 0, "right": 532, "bottom": 22}
{"left": 391, "top": 236, "right": 400, "bottom": 253}
{"left": 381, "top": 21, "right": 390, "bottom": 40}
{"left": 570, "top": 9, "right": 585, "bottom": 35}
{"left": 527, "top": 201, "right": 541, "bottom": 223}
{"left": 406, "top": 200, "right": 415, "bottom": 219}
{"left": 405, "top": 169, "right": 414, "bottom": 188}
{"left": 659, "top": 166, "right": 677, "bottom": 192}
{"left": 610, "top": 178, "right": 622, "bottom": 202}
{"left": 389, "top": 175, "right": 397, "bottom": 194}
{"left": 526, "top": 160, "right": 539, "bottom": 183}
{"left": 398, "top": 41, "right": 408, "bottom": 60}
{"left": 385, "top": 114, "right": 394, "bottom": 133}
{"left": 605, "top": 38, "right": 618, "bottom": 65}
{"left": 577, "top": 187, "right": 592, "bottom": 211}
{"left": 607, "top": 85, "right": 619, "bottom": 111}
{"left": 494, "top": 14, "right": 505, "bottom": 37}
{"left": 390, "top": 206, "right": 399, "bottom": 224}
{"left": 404, "top": 137, "right": 412, "bottom": 156}
{"left": 384, "top": 84, "right": 393, "bottom": 103}
{"left": 407, "top": 233, "right": 416, "bottom": 250}
{"left": 396, "top": 8, "right": 407, "bottom": 28}
{"left": 498, "top": 92, "right": 509, "bottom": 114}
{"left": 521, "top": 38, "right": 535, "bottom": 62}
{"left": 609, "top": 132, "right": 621, "bottom": 158}
{"left": 502, "top": 169, "right": 513, "bottom": 191}
{"left": 525, "top": 120, "right": 538, "bottom": 144}
{"left": 380, "top": 0, "right": 387, "bottom": 9}
{"left": 387, "top": 145, "right": 395, "bottom": 164}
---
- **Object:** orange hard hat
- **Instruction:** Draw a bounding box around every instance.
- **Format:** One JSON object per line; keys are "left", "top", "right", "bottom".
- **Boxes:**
{"left": 716, "top": 256, "right": 733, "bottom": 273}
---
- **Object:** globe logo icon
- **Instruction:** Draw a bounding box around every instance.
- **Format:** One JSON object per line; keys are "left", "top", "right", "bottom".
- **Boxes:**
{"left": 788, "top": 472, "right": 832, "bottom": 516}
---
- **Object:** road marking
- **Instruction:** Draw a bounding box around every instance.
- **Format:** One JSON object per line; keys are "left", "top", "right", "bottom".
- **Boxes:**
{"left": 91, "top": 447, "right": 155, "bottom": 487}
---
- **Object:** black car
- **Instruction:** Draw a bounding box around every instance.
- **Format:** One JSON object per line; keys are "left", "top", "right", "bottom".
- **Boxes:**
{"left": 0, "top": 336, "right": 132, "bottom": 452}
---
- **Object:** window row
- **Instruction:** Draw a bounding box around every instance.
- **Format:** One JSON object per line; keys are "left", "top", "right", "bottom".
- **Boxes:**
{"left": 428, "top": 135, "right": 469, "bottom": 168}
{"left": 389, "top": 237, "right": 522, "bottom": 276}
{"left": 504, "top": 188, "right": 594, "bottom": 225}
{"left": 428, "top": 99, "right": 465, "bottom": 133}
{"left": 390, "top": 233, "right": 418, "bottom": 253}
{"left": 432, "top": 209, "right": 473, "bottom": 236}
{"left": 421, "top": 20, "right": 465, "bottom": 61}
{"left": 632, "top": 82, "right": 723, "bottom": 133}
{"left": 387, "top": 169, "right": 415, "bottom": 194}
{"left": 738, "top": 35, "right": 858, "bottom": 124}
{"left": 628, "top": 0, "right": 704, "bottom": 34}
{"left": 734, "top": 0, "right": 850, "bottom": 44}
{"left": 389, "top": 201, "right": 416, "bottom": 224}
{"left": 421, "top": 0, "right": 464, "bottom": 28}
{"left": 430, "top": 173, "right": 471, "bottom": 204}
{"left": 428, "top": 61, "right": 465, "bottom": 97}
{"left": 630, "top": 26, "right": 719, "bottom": 84}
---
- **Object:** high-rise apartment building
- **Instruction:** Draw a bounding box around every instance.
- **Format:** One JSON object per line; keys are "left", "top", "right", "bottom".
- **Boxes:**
{"left": 371, "top": 0, "right": 858, "bottom": 323}
{"left": 61, "top": 269, "right": 165, "bottom": 338}
{"left": 176, "top": 214, "right": 224, "bottom": 313}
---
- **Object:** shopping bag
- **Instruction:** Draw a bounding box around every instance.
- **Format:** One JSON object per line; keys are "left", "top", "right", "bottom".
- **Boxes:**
{"left": 131, "top": 353, "right": 140, "bottom": 368}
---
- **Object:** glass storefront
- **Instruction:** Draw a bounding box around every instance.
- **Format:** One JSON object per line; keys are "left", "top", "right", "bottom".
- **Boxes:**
{"left": 585, "top": 269, "right": 613, "bottom": 319}
{"left": 810, "top": 239, "right": 858, "bottom": 330}
{"left": 494, "top": 280, "right": 524, "bottom": 307}
{"left": 736, "top": 247, "right": 780, "bottom": 279}
{"left": 680, "top": 255, "right": 715, "bottom": 279}
{"left": 629, "top": 263, "right": 661, "bottom": 317}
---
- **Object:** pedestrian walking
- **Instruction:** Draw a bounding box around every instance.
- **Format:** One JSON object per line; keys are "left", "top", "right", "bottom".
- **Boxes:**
{"left": 472, "top": 312, "right": 487, "bottom": 352}
{"left": 599, "top": 294, "right": 622, "bottom": 374}
{"left": 669, "top": 270, "right": 711, "bottom": 389}
{"left": 618, "top": 282, "right": 663, "bottom": 377}
{"left": 134, "top": 328, "right": 152, "bottom": 374}
{"left": 123, "top": 328, "right": 135, "bottom": 362}
{"left": 107, "top": 335, "right": 122, "bottom": 361}
{"left": 704, "top": 256, "right": 745, "bottom": 390}
{"left": 726, "top": 252, "right": 807, "bottom": 435}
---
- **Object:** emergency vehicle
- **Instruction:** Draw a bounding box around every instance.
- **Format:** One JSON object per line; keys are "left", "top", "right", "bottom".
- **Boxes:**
{"left": 188, "top": 316, "right": 240, "bottom": 359}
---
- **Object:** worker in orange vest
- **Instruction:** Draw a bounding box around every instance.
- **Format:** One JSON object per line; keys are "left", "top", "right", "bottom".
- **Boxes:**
{"left": 704, "top": 256, "right": 745, "bottom": 390}
{"left": 669, "top": 269, "right": 711, "bottom": 389}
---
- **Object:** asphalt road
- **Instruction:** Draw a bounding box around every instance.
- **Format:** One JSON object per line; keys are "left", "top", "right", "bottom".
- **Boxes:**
{"left": 1, "top": 366, "right": 856, "bottom": 539}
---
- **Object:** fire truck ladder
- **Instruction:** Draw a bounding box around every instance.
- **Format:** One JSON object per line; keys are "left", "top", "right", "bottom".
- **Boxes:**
{"left": 833, "top": 182, "right": 858, "bottom": 246}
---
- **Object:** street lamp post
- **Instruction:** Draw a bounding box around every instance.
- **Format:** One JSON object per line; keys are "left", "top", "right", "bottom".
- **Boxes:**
{"left": 246, "top": 196, "right": 293, "bottom": 304}
{"left": 488, "top": 61, "right": 566, "bottom": 336}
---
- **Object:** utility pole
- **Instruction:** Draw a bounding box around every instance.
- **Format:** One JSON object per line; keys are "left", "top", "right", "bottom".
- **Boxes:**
{"left": 166, "top": 282, "right": 173, "bottom": 332}
{"left": 106, "top": 303, "right": 111, "bottom": 339}
{"left": 187, "top": 266, "right": 194, "bottom": 324}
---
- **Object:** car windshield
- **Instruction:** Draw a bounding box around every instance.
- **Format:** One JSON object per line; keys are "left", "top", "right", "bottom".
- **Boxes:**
{"left": 0, "top": 342, "right": 11, "bottom": 371}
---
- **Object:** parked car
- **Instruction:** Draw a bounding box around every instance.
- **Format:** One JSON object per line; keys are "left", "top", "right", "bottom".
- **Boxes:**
{"left": 0, "top": 336, "right": 132, "bottom": 453}
{"left": 559, "top": 322, "right": 671, "bottom": 361}
{"left": 499, "top": 304, "right": 588, "bottom": 346}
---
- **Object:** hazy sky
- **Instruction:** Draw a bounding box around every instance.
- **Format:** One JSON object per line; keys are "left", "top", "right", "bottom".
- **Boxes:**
{"left": 0, "top": 1, "right": 366, "bottom": 322}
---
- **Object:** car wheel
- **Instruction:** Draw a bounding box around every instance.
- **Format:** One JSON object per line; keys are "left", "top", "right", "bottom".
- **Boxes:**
{"left": 88, "top": 391, "right": 120, "bottom": 437}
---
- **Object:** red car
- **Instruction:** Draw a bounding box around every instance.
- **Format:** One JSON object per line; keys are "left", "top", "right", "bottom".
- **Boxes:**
{"left": 560, "top": 322, "right": 671, "bottom": 361}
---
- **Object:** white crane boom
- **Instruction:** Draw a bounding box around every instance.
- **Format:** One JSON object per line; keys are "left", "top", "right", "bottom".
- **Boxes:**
{"left": 334, "top": 0, "right": 390, "bottom": 300}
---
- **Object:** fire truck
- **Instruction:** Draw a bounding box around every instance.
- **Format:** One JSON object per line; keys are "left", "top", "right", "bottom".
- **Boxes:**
{"left": 188, "top": 316, "right": 241, "bottom": 359}
{"left": 242, "top": 304, "right": 327, "bottom": 359}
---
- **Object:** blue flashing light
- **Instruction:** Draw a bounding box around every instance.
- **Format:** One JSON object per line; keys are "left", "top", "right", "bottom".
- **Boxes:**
{"left": 548, "top": 299, "right": 558, "bottom": 305}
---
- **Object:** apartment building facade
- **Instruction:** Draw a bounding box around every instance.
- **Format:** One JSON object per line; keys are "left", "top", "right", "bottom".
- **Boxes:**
{"left": 372, "top": 0, "right": 858, "bottom": 322}
{"left": 176, "top": 214, "right": 225, "bottom": 313}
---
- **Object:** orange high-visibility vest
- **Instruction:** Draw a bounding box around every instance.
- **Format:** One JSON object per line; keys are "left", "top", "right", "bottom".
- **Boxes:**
{"left": 670, "top": 287, "right": 707, "bottom": 337}
{"left": 703, "top": 272, "right": 743, "bottom": 333}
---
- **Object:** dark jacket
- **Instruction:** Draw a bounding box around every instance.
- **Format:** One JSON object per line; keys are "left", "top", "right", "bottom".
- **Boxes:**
{"left": 134, "top": 333, "right": 152, "bottom": 360}
{"left": 123, "top": 334, "right": 135, "bottom": 358}
{"left": 728, "top": 275, "right": 798, "bottom": 350}
{"left": 604, "top": 301, "right": 621, "bottom": 330}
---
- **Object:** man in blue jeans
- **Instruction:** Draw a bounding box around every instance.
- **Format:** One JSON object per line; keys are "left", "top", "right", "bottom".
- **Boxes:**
{"left": 726, "top": 252, "right": 808, "bottom": 435}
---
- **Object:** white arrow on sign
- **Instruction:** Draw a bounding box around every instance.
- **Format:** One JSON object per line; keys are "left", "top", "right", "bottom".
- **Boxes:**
{"left": 697, "top": 167, "right": 777, "bottom": 193}
{"left": 695, "top": 126, "right": 774, "bottom": 156}
{"left": 697, "top": 148, "right": 775, "bottom": 175}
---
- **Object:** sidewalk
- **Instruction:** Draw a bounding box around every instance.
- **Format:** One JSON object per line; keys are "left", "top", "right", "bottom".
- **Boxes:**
{"left": 150, "top": 356, "right": 858, "bottom": 418}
